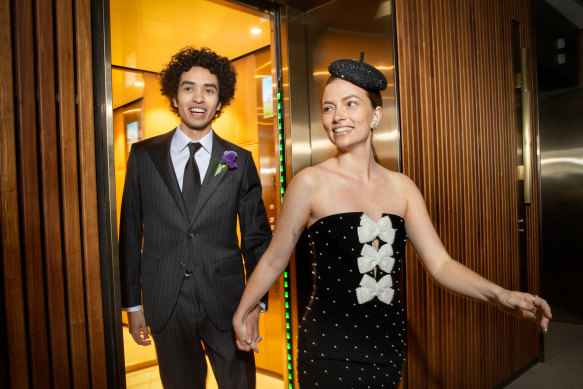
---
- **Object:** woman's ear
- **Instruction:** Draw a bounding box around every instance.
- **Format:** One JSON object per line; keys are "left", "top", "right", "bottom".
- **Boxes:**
{"left": 372, "top": 106, "right": 383, "bottom": 129}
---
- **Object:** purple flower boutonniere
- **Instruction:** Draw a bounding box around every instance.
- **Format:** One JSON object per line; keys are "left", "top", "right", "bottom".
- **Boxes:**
{"left": 213, "top": 151, "right": 238, "bottom": 176}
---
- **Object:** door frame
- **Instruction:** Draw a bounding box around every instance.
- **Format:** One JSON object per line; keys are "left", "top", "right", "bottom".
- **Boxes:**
{"left": 91, "top": 0, "right": 291, "bottom": 387}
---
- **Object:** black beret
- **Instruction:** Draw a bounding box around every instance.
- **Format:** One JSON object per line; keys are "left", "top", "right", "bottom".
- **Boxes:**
{"left": 328, "top": 52, "right": 387, "bottom": 91}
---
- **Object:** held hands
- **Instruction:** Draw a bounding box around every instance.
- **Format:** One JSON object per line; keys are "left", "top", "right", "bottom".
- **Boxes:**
{"left": 497, "top": 290, "right": 552, "bottom": 332}
{"left": 128, "top": 310, "right": 152, "bottom": 346}
{"left": 233, "top": 304, "right": 263, "bottom": 353}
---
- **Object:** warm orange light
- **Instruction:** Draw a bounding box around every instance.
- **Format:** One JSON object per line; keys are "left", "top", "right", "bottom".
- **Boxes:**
{"left": 123, "top": 108, "right": 142, "bottom": 114}
{"left": 251, "top": 28, "right": 261, "bottom": 35}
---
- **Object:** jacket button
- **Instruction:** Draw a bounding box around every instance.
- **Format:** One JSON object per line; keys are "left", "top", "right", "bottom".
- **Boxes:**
{"left": 187, "top": 232, "right": 193, "bottom": 238}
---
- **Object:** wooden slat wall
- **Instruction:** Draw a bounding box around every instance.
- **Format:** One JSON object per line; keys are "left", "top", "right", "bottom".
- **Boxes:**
{"left": 395, "top": 0, "right": 541, "bottom": 387}
{"left": 0, "top": 0, "right": 107, "bottom": 387}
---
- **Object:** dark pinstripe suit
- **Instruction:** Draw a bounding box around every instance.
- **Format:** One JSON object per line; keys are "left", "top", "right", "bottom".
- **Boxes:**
{"left": 119, "top": 129, "right": 271, "bottom": 388}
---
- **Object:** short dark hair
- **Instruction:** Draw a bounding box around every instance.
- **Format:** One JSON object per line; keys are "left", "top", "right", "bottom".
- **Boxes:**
{"left": 160, "top": 47, "right": 237, "bottom": 118}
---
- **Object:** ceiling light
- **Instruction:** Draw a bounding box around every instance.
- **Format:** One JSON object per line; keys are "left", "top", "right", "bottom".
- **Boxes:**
{"left": 251, "top": 28, "right": 261, "bottom": 35}
{"left": 134, "top": 81, "right": 144, "bottom": 87}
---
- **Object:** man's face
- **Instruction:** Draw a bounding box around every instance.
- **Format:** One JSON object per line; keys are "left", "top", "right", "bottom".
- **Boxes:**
{"left": 172, "top": 66, "right": 221, "bottom": 138}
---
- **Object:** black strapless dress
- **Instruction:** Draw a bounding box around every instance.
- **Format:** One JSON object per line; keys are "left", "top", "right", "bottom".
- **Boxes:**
{"left": 297, "top": 212, "right": 407, "bottom": 388}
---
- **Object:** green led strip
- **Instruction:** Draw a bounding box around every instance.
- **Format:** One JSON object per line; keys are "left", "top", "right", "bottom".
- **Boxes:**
{"left": 276, "top": 84, "right": 294, "bottom": 388}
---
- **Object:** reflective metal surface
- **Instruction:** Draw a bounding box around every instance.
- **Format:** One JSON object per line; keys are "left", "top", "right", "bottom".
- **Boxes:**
{"left": 286, "top": 0, "right": 399, "bottom": 173}
{"left": 538, "top": 87, "right": 583, "bottom": 323}
{"left": 512, "top": 22, "right": 529, "bottom": 292}
{"left": 304, "top": 0, "right": 399, "bottom": 170}
{"left": 284, "top": 6, "right": 314, "bottom": 174}
{"left": 535, "top": 0, "right": 583, "bottom": 324}
{"left": 521, "top": 48, "right": 533, "bottom": 204}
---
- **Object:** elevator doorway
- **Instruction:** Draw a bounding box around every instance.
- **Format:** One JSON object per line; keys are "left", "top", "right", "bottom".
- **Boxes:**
{"left": 109, "top": 0, "right": 286, "bottom": 387}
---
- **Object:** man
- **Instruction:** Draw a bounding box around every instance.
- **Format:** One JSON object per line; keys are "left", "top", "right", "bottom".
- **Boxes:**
{"left": 119, "top": 47, "right": 271, "bottom": 389}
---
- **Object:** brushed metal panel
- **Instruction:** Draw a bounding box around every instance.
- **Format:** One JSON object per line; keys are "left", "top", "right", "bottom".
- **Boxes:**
{"left": 539, "top": 87, "right": 583, "bottom": 323}
{"left": 285, "top": 6, "right": 314, "bottom": 174}
{"left": 305, "top": 0, "right": 400, "bottom": 171}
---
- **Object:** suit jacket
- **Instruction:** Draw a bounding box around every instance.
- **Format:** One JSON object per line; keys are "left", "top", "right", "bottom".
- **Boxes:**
{"left": 119, "top": 129, "right": 271, "bottom": 332}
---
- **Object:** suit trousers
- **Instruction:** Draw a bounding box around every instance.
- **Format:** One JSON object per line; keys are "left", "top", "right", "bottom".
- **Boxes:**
{"left": 151, "top": 274, "right": 256, "bottom": 389}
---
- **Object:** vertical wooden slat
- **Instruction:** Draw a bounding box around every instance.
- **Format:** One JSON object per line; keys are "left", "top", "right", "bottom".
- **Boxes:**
{"left": 0, "top": 0, "right": 30, "bottom": 387}
{"left": 4, "top": 0, "right": 111, "bottom": 387}
{"left": 13, "top": 0, "right": 52, "bottom": 387}
{"left": 55, "top": 0, "right": 91, "bottom": 386}
{"left": 75, "top": 0, "right": 108, "bottom": 386}
{"left": 395, "top": 0, "right": 541, "bottom": 387}
{"left": 35, "top": 0, "right": 71, "bottom": 387}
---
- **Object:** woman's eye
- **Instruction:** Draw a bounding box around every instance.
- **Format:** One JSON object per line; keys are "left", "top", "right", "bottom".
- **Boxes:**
{"left": 323, "top": 106, "right": 333, "bottom": 113}
{"left": 206, "top": 89, "right": 215, "bottom": 94}
{"left": 347, "top": 100, "right": 357, "bottom": 107}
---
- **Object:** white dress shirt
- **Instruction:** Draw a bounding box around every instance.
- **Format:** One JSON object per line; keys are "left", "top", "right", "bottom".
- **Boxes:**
{"left": 171, "top": 126, "right": 214, "bottom": 189}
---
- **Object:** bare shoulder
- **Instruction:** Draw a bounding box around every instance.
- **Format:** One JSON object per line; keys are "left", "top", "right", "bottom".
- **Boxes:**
{"left": 287, "top": 165, "right": 320, "bottom": 192}
{"left": 379, "top": 168, "right": 418, "bottom": 192}
{"left": 291, "top": 160, "right": 339, "bottom": 187}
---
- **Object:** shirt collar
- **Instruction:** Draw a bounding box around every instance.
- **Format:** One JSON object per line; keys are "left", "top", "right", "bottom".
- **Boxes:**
{"left": 173, "top": 126, "right": 213, "bottom": 154}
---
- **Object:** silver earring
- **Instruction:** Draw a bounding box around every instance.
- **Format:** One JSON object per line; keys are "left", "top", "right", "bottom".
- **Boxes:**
{"left": 372, "top": 123, "right": 378, "bottom": 129}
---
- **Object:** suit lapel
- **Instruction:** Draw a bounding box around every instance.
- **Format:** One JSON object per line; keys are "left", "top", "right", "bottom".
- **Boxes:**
{"left": 189, "top": 133, "right": 230, "bottom": 226}
{"left": 145, "top": 129, "right": 189, "bottom": 224}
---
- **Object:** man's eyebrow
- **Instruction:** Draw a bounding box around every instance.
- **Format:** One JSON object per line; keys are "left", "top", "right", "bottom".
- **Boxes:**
{"left": 179, "top": 80, "right": 218, "bottom": 89}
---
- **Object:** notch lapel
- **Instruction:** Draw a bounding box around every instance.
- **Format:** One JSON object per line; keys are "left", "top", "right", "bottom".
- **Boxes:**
{"left": 189, "top": 133, "right": 229, "bottom": 226}
{"left": 145, "top": 129, "right": 189, "bottom": 224}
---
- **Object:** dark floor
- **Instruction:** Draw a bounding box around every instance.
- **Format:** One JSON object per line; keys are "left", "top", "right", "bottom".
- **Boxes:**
{"left": 504, "top": 322, "right": 583, "bottom": 388}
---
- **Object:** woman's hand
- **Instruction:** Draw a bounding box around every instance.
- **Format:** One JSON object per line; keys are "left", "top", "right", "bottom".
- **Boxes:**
{"left": 233, "top": 304, "right": 263, "bottom": 353}
{"left": 497, "top": 290, "right": 552, "bottom": 332}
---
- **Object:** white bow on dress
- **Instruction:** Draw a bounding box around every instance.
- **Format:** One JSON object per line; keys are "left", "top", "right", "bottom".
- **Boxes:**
{"left": 356, "top": 274, "right": 395, "bottom": 305}
{"left": 357, "top": 214, "right": 396, "bottom": 244}
{"left": 357, "top": 243, "right": 395, "bottom": 274}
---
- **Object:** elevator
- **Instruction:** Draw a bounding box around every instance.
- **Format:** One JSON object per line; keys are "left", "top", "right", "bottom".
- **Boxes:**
{"left": 106, "top": 1, "right": 401, "bottom": 387}
{"left": 109, "top": 0, "right": 288, "bottom": 387}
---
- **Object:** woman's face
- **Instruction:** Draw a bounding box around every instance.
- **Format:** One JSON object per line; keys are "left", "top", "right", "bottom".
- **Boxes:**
{"left": 321, "top": 78, "right": 381, "bottom": 150}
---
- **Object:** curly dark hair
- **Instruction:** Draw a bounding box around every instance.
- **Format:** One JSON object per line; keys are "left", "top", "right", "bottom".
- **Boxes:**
{"left": 160, "top": 47, "right": 237, "bottom": 118}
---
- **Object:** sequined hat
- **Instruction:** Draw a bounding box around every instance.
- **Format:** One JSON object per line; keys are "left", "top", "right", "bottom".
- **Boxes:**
{"left": 328, "top": 52, "right": 387, "bottom": 92}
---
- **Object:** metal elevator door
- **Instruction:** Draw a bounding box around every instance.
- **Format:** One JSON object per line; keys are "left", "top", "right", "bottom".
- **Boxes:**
{"left": 534, "top": 0, "right": 583, "bottom": 324}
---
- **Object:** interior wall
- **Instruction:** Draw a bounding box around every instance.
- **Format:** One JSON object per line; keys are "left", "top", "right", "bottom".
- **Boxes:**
{"left": 0, "top": 0, "right": 108, "bottom": 387}
{"left": 395, "top": 0, "right": 542, "bottom": 387}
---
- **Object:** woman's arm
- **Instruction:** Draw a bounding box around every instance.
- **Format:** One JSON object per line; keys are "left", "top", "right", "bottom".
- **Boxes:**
{"left": 233, "top": 169, "right": 316, "bottom": 351}
{"left": 402, "top": 176, "right": 552, "bottom": 331}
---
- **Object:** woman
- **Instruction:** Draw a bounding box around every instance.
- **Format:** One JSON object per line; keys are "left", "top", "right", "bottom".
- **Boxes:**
{"left": 233, "top": 56, "right": 552, "bottom": 388}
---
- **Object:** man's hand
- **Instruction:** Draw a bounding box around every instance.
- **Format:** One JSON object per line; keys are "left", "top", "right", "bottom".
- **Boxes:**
{"left": 128, "top": 310, "right": 152, "bottom": 346}
{"left": 234, "top": 304, "right": 263, "bottom": 353}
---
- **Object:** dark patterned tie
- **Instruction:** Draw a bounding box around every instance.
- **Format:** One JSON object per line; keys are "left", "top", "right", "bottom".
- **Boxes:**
{"left": 182, "top": 142, "right": 202, "bottom": 219}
